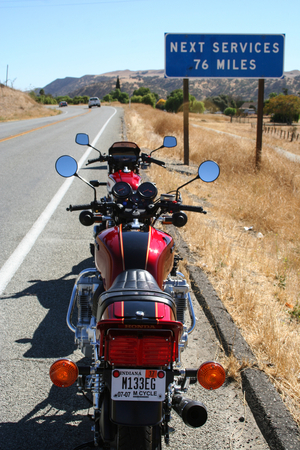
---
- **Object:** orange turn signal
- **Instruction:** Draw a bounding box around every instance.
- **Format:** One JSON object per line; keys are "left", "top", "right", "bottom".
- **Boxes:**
{"left": 197, "top": 361, "right": 226, "bottom": 390}
{"left": 49, "top": 359, "right": 79, "bottom": 388}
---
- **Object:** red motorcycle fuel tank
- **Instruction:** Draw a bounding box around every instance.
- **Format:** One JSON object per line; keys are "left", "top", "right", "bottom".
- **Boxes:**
{"left": 95, "top": 225, "right": 174, "bottom": 290}
{"left": 107, "top": 171, "right": 141, "bottom": 193}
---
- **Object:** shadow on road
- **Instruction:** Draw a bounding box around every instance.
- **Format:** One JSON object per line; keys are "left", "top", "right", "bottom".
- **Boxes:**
{"left": 8, "top": 257, "right": 95, "bottom": 358}
{"left": 0, "top": 381, "right": 93, "bottom": 450}
{"left": 1, "top": 258, "right": 96, "bottom": 449}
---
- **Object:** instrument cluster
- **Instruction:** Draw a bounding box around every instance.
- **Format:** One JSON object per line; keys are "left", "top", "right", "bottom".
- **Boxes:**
{"left": 112, "top": 181, "right": 158, "bottom": 209}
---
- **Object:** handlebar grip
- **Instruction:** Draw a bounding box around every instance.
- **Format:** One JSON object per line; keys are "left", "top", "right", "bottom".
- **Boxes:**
{"left": 147, "top": 156, "right": 165, "bottom": 167}
{"left": 67, "top": 204, "right": 92, "bottom": 212}
{"left": 86, "top": 157, "right": 101, "bottom": 165}
{"left": 179, "top": 204, "right": 205, "bottom": 213}
{"left": 142, "top": 154, "right": 165, "bottom": 167}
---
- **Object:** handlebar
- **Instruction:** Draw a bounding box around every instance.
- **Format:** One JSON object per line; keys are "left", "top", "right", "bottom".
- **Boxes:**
{"left": 67, "top": 204, "right": 93, "bottom": 212}
{"left": 152, "top": 202, "right": 206, "bottom": 214}
{"left": 141, "top": 153, "right": 165, "bottom": 167}
{"left": 86, "top": 158, "right": 100, "bottom": 166}
{"left": 86, "top": 156, "right": 107, "bottom": 166}
{"left": 176, "top": 204, "right": 206, "bottom": 214}
{"left": 66, "top": 201, "right": 119, "bottom": 213}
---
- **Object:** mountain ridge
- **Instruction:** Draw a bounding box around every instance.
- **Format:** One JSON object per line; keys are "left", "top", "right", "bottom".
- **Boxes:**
{"left": 43, "top": 69, "right": 300, "bottom": 101}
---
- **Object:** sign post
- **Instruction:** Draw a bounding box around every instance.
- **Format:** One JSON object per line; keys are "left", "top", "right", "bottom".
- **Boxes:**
{"left": 183, "top": 78, "right": 189, "bottom": 165}
{"left": 165, "top": 33, "right": 285, "bottom": 167}
{"left": 256, "top": 79, "right": 265, "bottom": 170}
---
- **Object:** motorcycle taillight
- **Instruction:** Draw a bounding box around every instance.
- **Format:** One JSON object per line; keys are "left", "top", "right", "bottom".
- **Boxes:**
{"left": 105, "top": 329, "right": 174, "bottom": 367}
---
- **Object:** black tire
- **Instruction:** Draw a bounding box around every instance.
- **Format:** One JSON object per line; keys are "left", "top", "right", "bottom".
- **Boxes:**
{"left": 117, "top": 425, "right": 161, "bottom": 450}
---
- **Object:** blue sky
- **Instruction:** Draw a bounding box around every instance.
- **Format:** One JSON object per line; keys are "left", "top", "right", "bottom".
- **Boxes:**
{"left": 1, "top": 0, "right": 299, "bottom": 91}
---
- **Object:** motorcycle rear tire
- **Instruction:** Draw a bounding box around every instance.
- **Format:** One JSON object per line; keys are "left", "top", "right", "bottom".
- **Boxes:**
{"left": 117, "top": 425, "right": 161, "bottom": 450}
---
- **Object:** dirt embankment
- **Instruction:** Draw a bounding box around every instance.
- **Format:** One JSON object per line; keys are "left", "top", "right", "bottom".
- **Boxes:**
{"left": 0, "top": 85, "right": 60, "bottom": 121}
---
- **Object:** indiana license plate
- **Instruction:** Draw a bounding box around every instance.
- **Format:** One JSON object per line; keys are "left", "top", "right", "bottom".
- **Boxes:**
{"left": 111, "top": 369, "right": 166, "bottom": 402}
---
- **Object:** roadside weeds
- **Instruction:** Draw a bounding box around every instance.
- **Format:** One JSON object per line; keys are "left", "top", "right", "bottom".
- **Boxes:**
{"left": 123, "top": 103, "right": 300, "bottom": 427}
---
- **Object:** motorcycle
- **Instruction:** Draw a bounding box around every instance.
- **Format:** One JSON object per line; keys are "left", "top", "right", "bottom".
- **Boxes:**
{"left": 75, "top": 133, "right": 177, "bottom": 200}
{"left": 50, "top": 140, "right": 225, "bottom": 450}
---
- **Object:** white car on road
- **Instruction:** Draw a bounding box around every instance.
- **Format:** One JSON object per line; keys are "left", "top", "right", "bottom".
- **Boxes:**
{"left": 88, "top": 97, "right": 101, "bottom": 108}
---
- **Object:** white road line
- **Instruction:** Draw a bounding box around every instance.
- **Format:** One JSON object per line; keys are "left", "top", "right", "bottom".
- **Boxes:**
{"left": 0, "top": 108, "right": 117, "bottom": 295}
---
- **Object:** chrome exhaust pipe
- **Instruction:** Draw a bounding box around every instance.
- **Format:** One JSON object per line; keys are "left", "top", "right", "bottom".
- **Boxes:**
{"left": 172, "top": 395, "right": 207, "bottom": 428}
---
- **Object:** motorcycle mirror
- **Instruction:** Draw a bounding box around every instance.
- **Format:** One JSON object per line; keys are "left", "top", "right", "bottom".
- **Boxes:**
{"left": 150, "top": 136, "right": 177, "bottom": 155}
{"left": 76, "top": 133, "right": 102, "bottom": 156}
{"left": 75, "top": 133, "right": 89, "bottom": 146}
{"left": 55, "top": 155, "right": 97, "bottom": 202}
{"left": 55, "top": 155, "right": 78, "bottom": 178}
{"left": 175, "top": 160, "right": 220, "bottom": 201}
{"left": 198, "top": 160, "right": 220, "bottom": 183}
{"left": 163, "top": 136, "right": 177, "bottom": 148}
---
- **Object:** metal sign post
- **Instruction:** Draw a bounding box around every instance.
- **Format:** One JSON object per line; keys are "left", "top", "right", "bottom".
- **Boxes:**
{"left": 183, "top": 79, "right": 189, "bottom": 165}
{"left": 256, "top": 79, "right": 265, "bottom": 170}
{"left": 165, "top": 33, "right": 285, "bottom": 167}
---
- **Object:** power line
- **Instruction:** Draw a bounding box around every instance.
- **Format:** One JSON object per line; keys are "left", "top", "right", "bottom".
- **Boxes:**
{"left": 0, "top": 0, "right": 149, "bottom": 8}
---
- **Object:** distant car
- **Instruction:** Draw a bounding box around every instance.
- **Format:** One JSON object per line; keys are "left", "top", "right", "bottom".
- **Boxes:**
{"left": 59, "top": 101, "right": 68, "bottom": 107}
{"left": 88, "top": 97, "right": 101, "bottom": 108}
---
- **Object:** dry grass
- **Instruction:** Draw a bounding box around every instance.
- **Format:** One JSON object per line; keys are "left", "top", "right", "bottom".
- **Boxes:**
{"left": 123, "top": 103, "right": 300, "bottom": 424}
{"left": 0, "top": 85, "right": 60, "bottom": 121}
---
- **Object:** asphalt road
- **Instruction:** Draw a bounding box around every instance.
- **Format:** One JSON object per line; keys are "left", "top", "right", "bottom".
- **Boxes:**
{"left": 0, "top": 106, "right": 269, "bottom": 449}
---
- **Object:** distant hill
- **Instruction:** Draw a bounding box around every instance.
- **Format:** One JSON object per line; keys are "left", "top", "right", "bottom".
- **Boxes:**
{"left": 43, "top": 69, "right": 300, "bottom": 101}
{"left": 0, "top": 84, "right": 60, "bottom": 121}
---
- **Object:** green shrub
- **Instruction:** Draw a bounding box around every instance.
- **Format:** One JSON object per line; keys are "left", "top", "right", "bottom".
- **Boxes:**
{"left": 132, "top": 87, "right": 151, "bottom": 97}
{"left": 142, "top": 93, "right": 156, "bottom": 108}
{"left": 118, "top": 92, "right": 129, "bottom": 104}
{"left": 190, "top": 100, "right": 205, "bottom": 113}
{"left": 156, "top": 99, "right": 166, "bottom": 110}
{"left": 103, "top": 94, "right": 114, "bottom": 102}
{"left": 131, "top": 95, "right": 143, "bottom": 103}
{"left": 224, "top": 107, "right": 236, "bottom": 118}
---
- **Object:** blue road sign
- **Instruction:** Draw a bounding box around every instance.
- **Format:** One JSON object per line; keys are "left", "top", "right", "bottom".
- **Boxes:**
{"left": 165, "top": 34, "right": 285, "bottom": 79}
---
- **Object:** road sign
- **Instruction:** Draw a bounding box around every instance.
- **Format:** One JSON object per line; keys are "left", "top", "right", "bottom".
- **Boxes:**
{"left": 165, "top": 34, "right": 285, "bottom": 79}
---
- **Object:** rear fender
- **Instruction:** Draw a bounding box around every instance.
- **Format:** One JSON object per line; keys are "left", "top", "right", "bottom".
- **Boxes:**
{"left": 100, "top": 390, "right": 117, "bottom": 442}
{"left": 111, "top": 400, "right": 163, "bottom": 426}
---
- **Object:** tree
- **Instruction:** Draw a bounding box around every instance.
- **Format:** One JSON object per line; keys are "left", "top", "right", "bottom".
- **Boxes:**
{"left": 103, "top": 94, "right": 114, "bottom": 102}
{"left": 190, "top": 100, "right": 205, "bottom": 114}
{"left": 142, "top": 93, "right": 156, "bottom": 108}
{"left": 132, "top": 87, "right": 151, "bottom": 97}
{"left": 106, "top": 89, "right": 129, "bottom": 104}
{"left": 118, "top": 91, "right": 129, "bottom": 104}
{"left": 164, "top": 89, "right": 184, "bottom": 112}
{"left": 224, "top": 107, "right": 236, "bottom": 122}
{"left": 269, "top": 92, "right": 278, "bottom": 99}
{"left": 116, "top": 76, "right": 120, "bottom": 90}
{"left": 205, "top": 94, "right": 242, "bottom": 113}
{"left": 131, "top": 95, "right": 143, "bottom": 103}
{"left": 204, "top": 99, "right": 219, "bottom": 113}
{"left": 156, "top": 99, "right": 166, "bottom": 110}
{"left": 264, "top": 94, "right": 300, "bottom": 125}
{"left": 210, "top": 94, "right": 228, "bottom": 112}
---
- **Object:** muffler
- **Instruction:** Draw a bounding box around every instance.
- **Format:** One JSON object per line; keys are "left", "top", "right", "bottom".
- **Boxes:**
{"left": 172, "top": 395, "right": 207, "bottom": 428}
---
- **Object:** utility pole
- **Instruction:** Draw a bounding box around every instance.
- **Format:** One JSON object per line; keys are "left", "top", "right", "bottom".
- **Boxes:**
{"left": 255, "top": 79, "right": 265, "bottom": 170}
{"left": 183, "top": 78, "right": 189, "bottom": 165}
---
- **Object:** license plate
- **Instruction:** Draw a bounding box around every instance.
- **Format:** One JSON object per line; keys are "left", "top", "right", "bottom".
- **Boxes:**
{"left": 111, "top": 369, "right": 166, "bottom": 402}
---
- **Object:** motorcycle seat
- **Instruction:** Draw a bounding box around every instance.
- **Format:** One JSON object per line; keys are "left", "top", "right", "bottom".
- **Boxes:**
{"left": 97, "top": 269, "right": 176, "bottom": 319}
